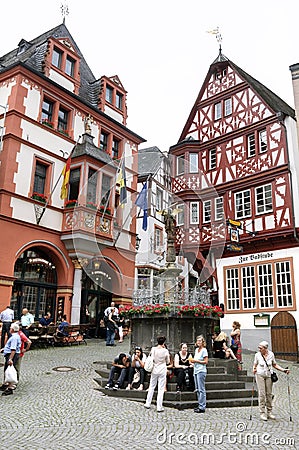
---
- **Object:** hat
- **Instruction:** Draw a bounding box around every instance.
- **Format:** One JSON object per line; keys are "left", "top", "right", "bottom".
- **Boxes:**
{"left": 11, "top": 323, "right": 20, "bottom": 332}
{"left": 258, "top": 340, "right": 269, "bottom": 348}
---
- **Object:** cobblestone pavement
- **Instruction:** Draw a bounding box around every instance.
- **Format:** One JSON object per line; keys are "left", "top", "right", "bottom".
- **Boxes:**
{"left": 1, "top": 338, "right": 298, "bottom": 450}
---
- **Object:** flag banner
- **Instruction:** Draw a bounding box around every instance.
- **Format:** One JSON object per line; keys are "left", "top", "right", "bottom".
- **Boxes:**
{"left": 135, "top": 182, "right": 148, "bottom": 231}
{"left": 60, "top": 157, "right": 71, "bottom": 200}
{"left": 117, "top": 159, "right": 127, "bottom": 207}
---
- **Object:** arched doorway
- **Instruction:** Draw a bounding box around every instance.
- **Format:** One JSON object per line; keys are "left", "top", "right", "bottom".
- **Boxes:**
{"left": 11, "top": 248, "right": 57, "bottom": 320}
{"left": 271, "top": 311, "right": 298, "bottom": 361}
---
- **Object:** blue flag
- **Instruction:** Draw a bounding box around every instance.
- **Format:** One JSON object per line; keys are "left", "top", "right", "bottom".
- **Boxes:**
{"left": 135, "top": 182, "right": 148, "bottom": 230}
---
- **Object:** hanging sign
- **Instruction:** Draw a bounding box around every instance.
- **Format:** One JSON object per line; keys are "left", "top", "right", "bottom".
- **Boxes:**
{"left": 227, "top": 243, "right": 243, "bottom": 252}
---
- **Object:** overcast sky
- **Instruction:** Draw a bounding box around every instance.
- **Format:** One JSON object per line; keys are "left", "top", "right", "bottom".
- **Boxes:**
{"left": 2, "top": 1, "right": 298, "bottom": 151}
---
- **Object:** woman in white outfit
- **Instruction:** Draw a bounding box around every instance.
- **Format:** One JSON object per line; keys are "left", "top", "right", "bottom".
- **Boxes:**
{"left": 144, "top": 336, "right": 170, "bottom": 412}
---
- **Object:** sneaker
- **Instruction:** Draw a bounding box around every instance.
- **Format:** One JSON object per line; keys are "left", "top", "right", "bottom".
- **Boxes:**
{"left": 144, "top": 404, "right": 150, "bottom": 409}
{"left": 137, "top": 384, "right": 143, "bottom": 391}
{"left": 2, "top": 388, "right": 13, "bottom": 396}
{"left": 126, "top": 385, "right": 131, "bottom": 390}
{"left": 113, "top": 384, "right": 119, "bottom": 391}
{"left": 0, "top": 384, "right": 8, "bottom": 391}
{"left": 267, "top": 413, "right": 276, "bottom": 419}
{"left": 105, "top": 384, "right": 112, "bottom": 390}
{"left": 157, "top": 408, "right": 164, "bottom": 412}
{"left": 194, "top": 408, "right": 205, "bottom": 413}
{"left": 260, "top": 414, "right": 268, "bottom": 421}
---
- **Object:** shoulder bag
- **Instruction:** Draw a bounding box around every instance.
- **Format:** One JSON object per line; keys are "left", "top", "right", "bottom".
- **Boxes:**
{"left": 144, "top": 348, "right": 154, "bottom": 373}
{"left": 262, "top": 354, "right": 278, "bottom": 382}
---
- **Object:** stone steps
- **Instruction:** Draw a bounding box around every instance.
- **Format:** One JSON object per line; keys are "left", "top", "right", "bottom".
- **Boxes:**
{"left": 93, "top": 358, "right": 258, "bottom": 409}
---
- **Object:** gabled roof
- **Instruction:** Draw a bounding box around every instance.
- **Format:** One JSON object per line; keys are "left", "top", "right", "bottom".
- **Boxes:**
{"left": 178, "top": 52, "right": 295, "bottom": 144}
{"left": 138, "top": 146, "right": 164, "bottom": 178}
{"left": 0, "top": 22, "right": 98, "bottom": 107}
{"left": 0, "top": 22, "right": 145, "bottom": 143}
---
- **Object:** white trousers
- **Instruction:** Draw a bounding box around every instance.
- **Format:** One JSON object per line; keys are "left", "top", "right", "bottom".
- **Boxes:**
{"left": 145, "top": 368, "right": 166, "bottom": 411}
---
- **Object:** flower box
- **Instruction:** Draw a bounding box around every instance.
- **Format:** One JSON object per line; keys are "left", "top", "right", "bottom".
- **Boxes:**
{"left": 119, "top": 303, "right": 223, "bottom": 319}
{"left": 31, "top": 192, "right": 47, "bottom": 203}
{"left": 41, "top": 120, "right": 54, "bottom": 128}
{"left": 86, "top": 202, "right": 97, "bottom": 210}
{"left": 65, "top": 199, "right": 77, "bottom": 208}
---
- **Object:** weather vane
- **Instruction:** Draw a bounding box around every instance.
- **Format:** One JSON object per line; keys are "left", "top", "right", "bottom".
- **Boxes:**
{"left": 207, "top": 27, "right": 223, "bottom": 53}
{"left": 60, "top": 1, "right": 69, "bottom": 23}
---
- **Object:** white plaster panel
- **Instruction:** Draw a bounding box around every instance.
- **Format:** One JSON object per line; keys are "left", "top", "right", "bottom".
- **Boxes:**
{"left": 21, "top": 119, "right": 74, "bottom": 156}
{"left": 10, "top": 198, "right": 63, "bottom": 231}
{"left": 49, "top": 69, "right": 75, "bottom": 92}
{"left": 0, "top": 81, "right": 13, "bottom": 112}
{"left": 104, "top": 104, "right": 123, "bottom": 123}
{"left": 21, "top": 81, "right": 41, "bottom": 120}
{"left": 264, "top": 215, "right": 275, "bottom": 229}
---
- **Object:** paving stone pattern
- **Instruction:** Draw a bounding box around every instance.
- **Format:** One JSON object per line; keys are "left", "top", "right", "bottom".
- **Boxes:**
{"left": 1, "top": 339, "right": 298, "bottom": 450}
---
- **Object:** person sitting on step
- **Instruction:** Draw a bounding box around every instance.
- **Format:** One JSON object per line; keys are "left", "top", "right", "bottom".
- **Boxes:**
{"left": 174, "top": 342, "right": 194, "bottom": 392}
{"left": 105, "top": 353, "right": 131, "bottom": 390}
{"left": 126, "top": 346, "right": 147, "bottom": 391}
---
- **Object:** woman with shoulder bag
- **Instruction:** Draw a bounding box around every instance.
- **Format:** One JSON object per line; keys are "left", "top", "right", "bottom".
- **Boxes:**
{"left": 253, "top": 340, "right": 290, "bottom": 421}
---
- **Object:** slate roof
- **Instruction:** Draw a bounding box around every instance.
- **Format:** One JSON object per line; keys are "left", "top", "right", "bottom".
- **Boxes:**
{"left": 0, "top": 22, "right": 99, "bottom": 106}
{"left": 0, "top": 22, "right": 145, "bottom": 142}
{"left": 138, "top": 146, "right": 164, "bottom": 177}
{"left": 71, "top": 133, "right": 116, "bottom": 168}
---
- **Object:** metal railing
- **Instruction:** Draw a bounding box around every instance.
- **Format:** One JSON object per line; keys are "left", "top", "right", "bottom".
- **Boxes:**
{"left": 132, "top": 286, "right": 211, "bottom": 307}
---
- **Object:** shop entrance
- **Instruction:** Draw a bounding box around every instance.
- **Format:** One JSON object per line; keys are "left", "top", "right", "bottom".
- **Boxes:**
{"left": 11, "top": 248, "right": 57, "bottom": 320}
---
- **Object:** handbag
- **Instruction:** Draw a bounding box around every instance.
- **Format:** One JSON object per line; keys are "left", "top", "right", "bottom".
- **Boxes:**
{"left": 144, "top": 349, "right": 154, "bottom": 373}
{"left": 262, "top": 354, "right": 278, "bottom": 383}
{"left": 4, "top": 365, "right": 18, "bottom": 384}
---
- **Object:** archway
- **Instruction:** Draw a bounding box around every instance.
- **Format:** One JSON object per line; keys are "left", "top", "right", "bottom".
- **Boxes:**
{"left": 11, "top": 247, "right": 57, "bottom": 320}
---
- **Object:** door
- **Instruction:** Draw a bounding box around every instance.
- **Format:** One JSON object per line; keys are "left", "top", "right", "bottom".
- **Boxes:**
{"left": 271, "top": 311, "right": 298, "bottom": 361}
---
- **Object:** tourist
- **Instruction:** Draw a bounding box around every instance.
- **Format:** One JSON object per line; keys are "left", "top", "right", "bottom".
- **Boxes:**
{"left": 0, "top": 305, "right": 14, "bottom": 348}
{"left": 0, "top": 322, "right": 21, "bottom": 396}
{"left": 20, "top": 308, "right": 35, "bottom": 338}
{"left": 253, "top": 341, "right": 290, "bottom": 421}
{"left": 39, "top": 312, "right": 54, "bottom": 327}
{"left": 126, "top": 346, "right": 146, "bottom": 390}
{"left": 174, "top": 343, "right": 194, "bottom": 392}
{"left": 144, "top": 336, "right": 170, "bottom": 412}
{"left": 14, "top": 325, "right": 32, "bottom": 383}
{"left": 212, "top": 329, "right": 228, "bottom": 359}
{"left": 105, "top": 353, "right": 131, "bottom": 390}
{"left": 189, "top": 335, "right": 208, "bottom": 413}
{"left": 230, "top": 321, "right": 242, "bottom": 364}
{"left": 105, "top": 307, "right": 118, "bottom": 346}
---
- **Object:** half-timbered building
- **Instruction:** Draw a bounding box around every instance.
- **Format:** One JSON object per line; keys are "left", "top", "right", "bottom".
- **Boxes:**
{"left": 170, "top": 50, "right": 299, "bottom": 356}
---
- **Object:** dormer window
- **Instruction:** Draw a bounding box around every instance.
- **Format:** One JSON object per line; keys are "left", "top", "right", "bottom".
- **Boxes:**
{"left": 116, "top": 92, "right": 123, "bottom": 110}
{"left": 49, "top": 40, "right": 79, "bottom": 82}
{"left": 65, "top": 56, "right": 75, "bottom": 77}
{"left": 52, "top": 47, "right": 63, "bottom": 69}
{"left": 106, "top": 85, "right": 113, "bottom": 104}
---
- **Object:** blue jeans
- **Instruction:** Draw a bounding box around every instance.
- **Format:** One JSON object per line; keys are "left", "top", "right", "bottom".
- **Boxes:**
{"left": 106, "top": 328, "right": 115, "bottom": 345}
{"left": 194, "top": 372, "right": 206, "bottom": 410}
{"left": 107, "top": 366, "right": 128, "bottom": 388}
